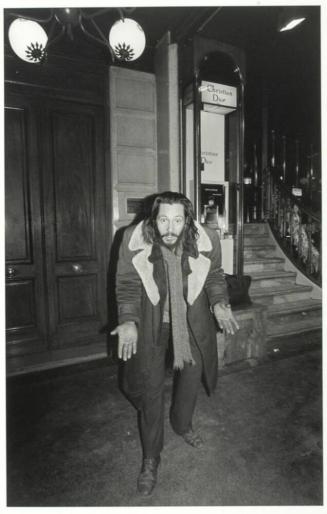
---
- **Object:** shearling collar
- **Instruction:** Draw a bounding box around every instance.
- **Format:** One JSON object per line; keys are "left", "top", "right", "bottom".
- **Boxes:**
{"left": 128, "top": 220, "right": 212, "bottom": 253}
{"left": 128, "top": 220, "right": 213, "bottom": 306}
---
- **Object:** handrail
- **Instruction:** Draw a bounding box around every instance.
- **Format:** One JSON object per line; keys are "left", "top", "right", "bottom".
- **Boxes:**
{"left": 264, "top": 165, "right": 321, "bottom": 287}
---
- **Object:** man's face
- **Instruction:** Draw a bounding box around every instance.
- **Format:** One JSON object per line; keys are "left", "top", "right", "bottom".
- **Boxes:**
{"left": 156, "top": 203, "right": 186, "bottom": 247}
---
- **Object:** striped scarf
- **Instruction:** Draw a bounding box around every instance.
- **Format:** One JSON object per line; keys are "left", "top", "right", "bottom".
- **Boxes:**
{"left": 160, "top": 245, "right": 195, "bottom": 370}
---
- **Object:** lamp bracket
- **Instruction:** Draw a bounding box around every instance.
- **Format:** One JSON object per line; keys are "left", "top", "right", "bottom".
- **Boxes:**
{"left": 79, "top": 17, "right": 116, "bottom": 61}
{"left": 6, "top": 9, "right": 55, "bottom": 24}
{"left": 45, "top": 19, "right": 65, "bottom": 50}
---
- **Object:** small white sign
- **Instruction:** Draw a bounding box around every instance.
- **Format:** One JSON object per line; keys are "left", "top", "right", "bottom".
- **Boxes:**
{"left": 200, "top": 81, "right": 237, "bottom": 109}
{"left": 292, "top": 187, "right": 303, "bottom": 197}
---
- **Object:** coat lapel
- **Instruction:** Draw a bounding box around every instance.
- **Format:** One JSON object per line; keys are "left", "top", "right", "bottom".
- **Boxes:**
{"left": 129, "top": 222, "right": 160, "bottom": 306}
{"left": 132, "top": 248, "right": 160, "bottom": 306}
{"left": 186, "top": 222, "right": 212, "bottom": 305}
{"left": 187, "top": 254, "right": 211, "bottom": 305}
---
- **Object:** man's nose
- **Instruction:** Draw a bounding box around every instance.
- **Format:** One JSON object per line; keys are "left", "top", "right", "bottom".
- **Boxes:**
{"left": 168, "top": 219, "right": 174, "bottom": 232}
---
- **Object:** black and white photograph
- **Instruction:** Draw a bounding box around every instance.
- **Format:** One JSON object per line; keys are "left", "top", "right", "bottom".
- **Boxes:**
{"left": 3, "top": 1, "right": 324, "bottom": 508}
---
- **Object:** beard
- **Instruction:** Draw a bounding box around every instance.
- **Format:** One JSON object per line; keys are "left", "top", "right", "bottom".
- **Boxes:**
{"left": 160, "top": 230, "right": 184, "bottom": 250}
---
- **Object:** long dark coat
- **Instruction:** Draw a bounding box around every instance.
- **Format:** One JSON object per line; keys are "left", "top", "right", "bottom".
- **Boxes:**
{"left": 115, "top": 220, "right": 228, "bottom": 408}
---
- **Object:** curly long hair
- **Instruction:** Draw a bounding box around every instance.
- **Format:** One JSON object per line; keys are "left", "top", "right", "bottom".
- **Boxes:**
{"left": 142, "top": 191, "right": 199, "bottom": 253}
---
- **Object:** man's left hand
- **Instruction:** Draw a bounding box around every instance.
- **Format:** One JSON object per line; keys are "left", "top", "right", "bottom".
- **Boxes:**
{"left": 213, "top": 302, "right": 240, "bottom": 335}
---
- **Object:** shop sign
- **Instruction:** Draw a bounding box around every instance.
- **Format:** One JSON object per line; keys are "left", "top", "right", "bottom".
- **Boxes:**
{"left": 200, "top": 81, "right": 237, "bottom": 108}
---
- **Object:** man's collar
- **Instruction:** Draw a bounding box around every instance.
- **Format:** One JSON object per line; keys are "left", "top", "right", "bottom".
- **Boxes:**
{"left": 128, "top": 221, "right": 151, "bottom": 251}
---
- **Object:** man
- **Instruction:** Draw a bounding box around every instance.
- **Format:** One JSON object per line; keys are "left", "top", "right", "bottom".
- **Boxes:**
{"left": 111, "top": 191, "right": 239, "bottom": 496}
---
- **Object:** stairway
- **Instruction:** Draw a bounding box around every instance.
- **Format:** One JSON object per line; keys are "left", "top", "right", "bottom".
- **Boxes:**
{"left": 243, "top": 222, "right": 322, "bottom": 351}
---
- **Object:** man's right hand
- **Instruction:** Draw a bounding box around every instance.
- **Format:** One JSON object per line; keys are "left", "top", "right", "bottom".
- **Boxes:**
{"left": 110, "top": 321, "right": 138, "bottom": 361}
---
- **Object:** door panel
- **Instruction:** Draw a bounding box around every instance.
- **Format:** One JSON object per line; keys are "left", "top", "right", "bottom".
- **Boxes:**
{"left": 41, "top": 100, "right": 107, "bottom": 348}
{"left": 6, "top": 280, "right": 36, "bottom": 329}
{"left": 57, "top": 274, "right": 98, "bottom": 322}
{"left": 5, "top": 100, "right": 47, "bottom": 353}
{"left": 5, "top": 109, "right": 32, "bottom": 263}
{"left": 52, "top": 111, "right": 96, "bottom": 260}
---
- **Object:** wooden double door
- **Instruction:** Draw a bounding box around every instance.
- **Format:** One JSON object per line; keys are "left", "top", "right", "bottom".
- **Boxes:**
{"left": 5, "top": 90, "right": 109, "bottom": 365}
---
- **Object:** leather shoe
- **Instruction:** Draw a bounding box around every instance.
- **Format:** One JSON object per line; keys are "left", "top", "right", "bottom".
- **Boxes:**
{"left": 182, "top": 429, "right": 204, "bottom": 448}
{"left": 137, "top": 456, "right": 160, "bottom": 496}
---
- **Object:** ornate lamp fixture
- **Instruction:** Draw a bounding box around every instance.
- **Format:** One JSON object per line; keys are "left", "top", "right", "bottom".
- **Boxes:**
{"left": 109, "top": 18, "right": 146, "bottom": 61}
{"left": 7, "top": 7, "right": 146, "bottom": 64}
{"left": 8, "top": 18, "right": 48, "bottom": 63}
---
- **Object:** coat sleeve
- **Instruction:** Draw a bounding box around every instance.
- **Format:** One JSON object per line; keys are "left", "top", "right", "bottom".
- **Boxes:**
{"left": 115, "top": 227, "right": 142, "bottom": 325}
{"left": 204, "top": 228, "right": 229, "bottom": 307}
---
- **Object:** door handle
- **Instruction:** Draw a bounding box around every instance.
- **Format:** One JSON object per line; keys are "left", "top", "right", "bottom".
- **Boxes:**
{"left": 72, "top": 263, "right": 83, "bottom": 273}
{"left": 6, "top": 266, "right": 17, "bottom": 279}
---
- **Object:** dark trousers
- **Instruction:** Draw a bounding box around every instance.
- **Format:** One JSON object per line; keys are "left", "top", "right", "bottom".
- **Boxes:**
{"left": 139, "top": 323, "right": 203, "bottom": 458}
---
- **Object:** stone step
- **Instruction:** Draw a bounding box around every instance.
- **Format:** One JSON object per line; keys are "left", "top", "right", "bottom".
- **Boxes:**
{"left": 266, "top": 316, "right": 322, "bottom": 340}
{"left": 244, "top": 245, "right": 276, "bottom": 259}
{"left": 243, "top": 220, "right": 322, "bottom": 346}
{"left": 244, "top": 257, "right": 285, "bottom": 273}
{"left": 266, "top": 299, "right": 322, "bottom": 327}
{"left": 250, "top": 283, "right": 313, "bottom": 305}
{"left": 266, "top": 329, "right": 322, "bottom": 353}
{"left": 244, "top": 235, "right": 272, "bottom": 246}
{"left": 249, "top": 270, "right": 297, "bottom": 288}
{"left": 267, "top": 298, "right": 322, "bottom": 317}
{"left": 244, "top": 223, "right": 268, "bottom": 235}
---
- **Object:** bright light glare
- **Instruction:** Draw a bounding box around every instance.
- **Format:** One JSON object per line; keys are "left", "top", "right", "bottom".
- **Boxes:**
{"left": 279, "top": 17, "right": 306, "bottom": 32}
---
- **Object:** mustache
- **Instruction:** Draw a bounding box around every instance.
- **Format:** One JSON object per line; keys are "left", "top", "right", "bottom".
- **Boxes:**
{"left": 162, "top": 232, "right": 179, "bottom": 238}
